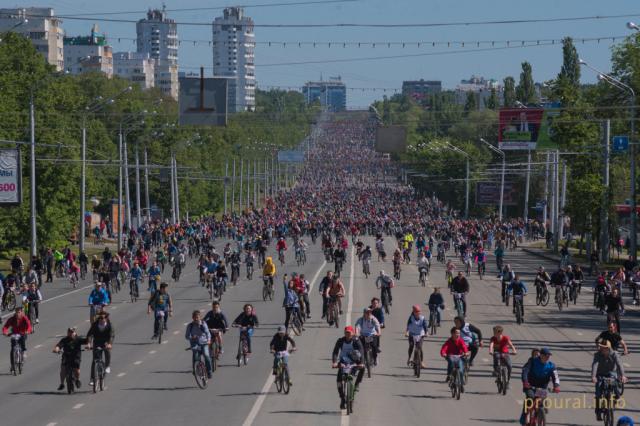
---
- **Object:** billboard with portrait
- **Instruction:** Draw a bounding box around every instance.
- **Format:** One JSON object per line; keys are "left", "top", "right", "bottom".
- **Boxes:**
{"left": 498, "top": 108, "right": 544, "bottom": 150}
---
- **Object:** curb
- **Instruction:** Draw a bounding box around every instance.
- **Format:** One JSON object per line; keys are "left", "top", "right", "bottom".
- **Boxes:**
{"left": 521, "top": 248, "right": 586, "bottom": 269}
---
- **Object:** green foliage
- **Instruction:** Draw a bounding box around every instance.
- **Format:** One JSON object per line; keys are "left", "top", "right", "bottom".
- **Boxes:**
{"left": 516, "top": 62, "right": 538, "bottom": 105}
{"left": 503, "top": 77, "right": 516, "bottom": 107}
{"left": 485, "top": 88, "right": 499, "bottom": 110}
{"left": 464, "top": 91, "right": 477, "bottom": 113}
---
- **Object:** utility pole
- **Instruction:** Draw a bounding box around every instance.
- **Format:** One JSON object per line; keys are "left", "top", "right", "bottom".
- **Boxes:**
{"left": 559, "top": 160, "right": 567, "bottom": 239}
{"left": 123, "top": 135, "right": 132, "bottom": 230}
{"left": 170, "top": 153, "right": 176, "bottom": 224}
{"left": 80, "top": 122, "right": 87, "bottom": 254}
{"left": 543, "top": 151, "right": 549, "bottom": 230}
{"left": 224, "top": 159, "right": 228, "bottom": 214}
{"left": 253, "top": 159, "right": 258, "bottom": 207}
{"left": 630, "top": 95, "right": 637, "bottom": 261}
{"left": 117, "top": 133, "right": 123, "bottom": 249}
{"left": 239, "top": 159, "right": 244, "bottom": 212}
{"left": 135, "top": 143, "right": 141, "bottom": 228}
{"left": 174, "top": 155, "right": 180, "bottom": 221}
{"left": 601, "top": 120, "right": 611, "bottom": 262}
{"left": 550, "top": 151, "right": 557, "bottom": 251}
{"left": 524, "top": 150, "right": 531, "bottom": 222}
{"left": 29, "top": 93, "right": 37, "bottom": 258}
{"left": 231, "top": 158, "right": 236, "bottom": 213}
{"left": 553, "top": 150, "right": 560, "bottom": 253}
{"left": 144, "top": 146, "right": 151, "bottom": 222}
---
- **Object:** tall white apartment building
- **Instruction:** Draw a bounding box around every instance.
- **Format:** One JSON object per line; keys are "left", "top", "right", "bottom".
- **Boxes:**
{"left": 0, "top": 7, "right": 64, "bottom": 70}
{"left": 63, "top": 25, "right": 113, "bottom": 77}
{"left": 212, "top": 7, "right": 255, "bottom": 112}
{"left": 136, "top": 7, "right": 178, "bottom": 99}
{"left": 113, "top": 51, "right": 155, "bottom": 89}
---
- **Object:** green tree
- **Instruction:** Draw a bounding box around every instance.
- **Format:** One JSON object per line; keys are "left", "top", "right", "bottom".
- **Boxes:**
{"left": 552, "top": 37, "right": 581, "bottom": 107}
{"left": 516, "top": 61, "right": 537, "bottom": 105}
{"left": 485, "top": 87, "right": 499, "bottom": 110}
{"left": 464, "top": 91, "right": 477, "bottom": 113}
{"left": 503, "top": 76, "right": 516, "bottom": 107}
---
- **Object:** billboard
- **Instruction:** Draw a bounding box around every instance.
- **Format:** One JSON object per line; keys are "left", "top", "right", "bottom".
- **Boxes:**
{"left": 499, "top": 108, "right": 545, "bottom": 150}
{"left": 375, "top": 125, "right": 407, "bottom": 153}
{"left": 277, "top": 150, "right": 305, "bottom": 163}
{"left": 178, "top": 76, "right": 228, "bottom": 126}
{"left": 0, "top": 149, "right": 21, "bottom": 205}
{"left": 475, "top": 182, "right": 517, "bottom": 206}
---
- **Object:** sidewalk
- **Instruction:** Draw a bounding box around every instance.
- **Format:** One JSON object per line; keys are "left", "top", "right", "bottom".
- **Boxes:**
{"left": 519, "top": 240, "right": 588, "bottom": 269}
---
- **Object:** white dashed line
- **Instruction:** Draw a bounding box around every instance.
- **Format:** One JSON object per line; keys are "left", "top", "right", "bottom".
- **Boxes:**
{"left": 183, "top": 322, "right": 189, "bottom": 326}
{"left": 111, "top": 306, "right": 118, "bottom": 310}
{"left": 482, "top": 358, "right": 489, "bottom": 362}
{"left": 576, "top": 331, "right": 583, "bottom": 336}
{"left": 133, "top": 361, "right": 142, "bottom": 365}
{"left": 117, "top": 372, "right": 126, "bottom": 377}
{"left": 162, "top": 340, "right": 168, "bottom": 344}
{"left": 149, "top": 350, "right": 157, "bottom": 354}
{"left": 85, "top": 319, "right": 90, "bottom": 323}
{"left": 46, "top": 422, "right": 57, "bottom": 426}
{"left": 173, "top": 330, "right": 180, "bottom": 335}
{"left": 34, "top": 344, "right": 43, "bottom": 349}
{"left": 72, "top": 403, "right": 84, "bottom": 410}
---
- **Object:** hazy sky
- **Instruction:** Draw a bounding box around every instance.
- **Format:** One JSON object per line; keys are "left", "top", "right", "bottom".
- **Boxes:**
{"left": 18, "top": 0, "right": 640, "bottom": 106}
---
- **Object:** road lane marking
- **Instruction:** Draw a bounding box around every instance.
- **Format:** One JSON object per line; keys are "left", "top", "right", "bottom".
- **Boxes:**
{"left": 134, "top": 361, "right": 142, "bottom": 365}
{"left": 46, "top": 423, "right": 57, "bottom": 426}
{"left": 341, "top": 247, "right": 356, "bottom": 426}
{"left": 117, "top": 372, "right": 126, "bottom": 377}
{"left": 111, "top": 306, "right": 118, "bottom": 310}
{"left": 1, "top": 283, "right": 95, "bottom": 320}
{"left": 241, "top": 257, "right": 328, "bottom": 426}
{"left": 173, "top": 330, "right": 180, "bottom": 335}
{"left": 482, "top": 358, "right": 489, "bottom": 362}
{"left": 624, "top": 362, "right": 631, "bottom": 368}
{"left": 72, "top": 403, "right": 84, "bottom": 410}
{"left": 149, "top": 350, "right": 157, "bottom": 354}
{"left": 577, "top": 331, "right": 583, "bottom": 336}
{"left": 35, "top": 344, "right": 43, "bottom": 349}
{"left": 162, "top": 340, "right": 168, "bottom": 344}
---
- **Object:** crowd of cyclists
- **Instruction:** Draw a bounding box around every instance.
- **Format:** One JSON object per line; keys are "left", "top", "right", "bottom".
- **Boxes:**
{"left": 0, "top": 112, "right": 636, "bottom": 425}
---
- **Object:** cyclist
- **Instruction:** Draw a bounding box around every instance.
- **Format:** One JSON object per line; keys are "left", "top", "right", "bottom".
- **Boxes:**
{"left": 203, "top": 301, "right": 229, "bottom": 355}
{"left": 405, "top": 305, "right": 428, "bottom": 368}
{"left": 520, "top": 347, "right": 560, "bottom": 425}
{"left": 604, "top": 287, "right": 624, "bottom": 332}
{"left": 595, "top": 322, "right": 629, "bottom": 355}
{"left": 88, "top": 282, "right": 110, "bottom": 323}
{"left": 417, "top": 252, "right": 430, "bottom": 281}
{"left": 148, "top": 283, "right": 173, "bottom": 339}
{"left": 86, "top": 313, "right": 114, "bottom": 384}
{"left": 244, "top": 250, "right": 256, "bottom": 279}
{"left": 331, "top": 326, "right": 365, "bottom": 410}
{"left": 534, "top": 266, "right": 551, "bottom": 301}
{"left": 375, "top": 270, "right": 394, "bottom": 307}
{"left": 325, "top": 276, "right": 346, "bottom": 321}
{"left": 22, "top": 283, "right": 42, "bottom": 324}
{"left": 53, "top": 327, "right": 88, "bottom": 391}
{"left": 334, "top": 245, "right": 346, "bottom": 275}
{"left": 440, "top": 327, "right": 470, "bottom": 385}
{"left": 263, "top": 256, "right": 276, "bottom": 287}
{"left": 594, "top": 273, "right": 610, "bottom": 310}
{"left": 129, "top": 261, "right": 143, "bottom": 295}
{"left": 451, "top": 271, "right": 470, "bottom": 316}
{"left": 185, "top": 310, "right": 213, "bottom": 379}
{"left": 232, "top": 304, "right": 259, "bottom": 356}
{"left": 296, "top": 273, "right": 311, "bottom": 319}
{"left": 270, "top": 325, "right": 296, "bottom": 382}
{"left": 147, "top": 260, "right": 161, "bottom": 293}
{"left": 427, "top": 288, "right": 445, "bottom": 328}
{"left": 453, "top": 316, "right": 483, "bottom": 366}
{"left": 369, "top": 297, "right": 385, "bottom": 352}
{"left": 592, "top": 339, "right": 627, "bottom": 422}
{"left": 507, "top": 274, "right": 528, "bottom": 319}
{"left": 2, "top": 306, "right": 32, "bottom": 369}
{"left": 276, "top": 237, "right": 287, "bottom": 262}
{"left": 355, "top": 307, "right": 381, "bottom": 366}
{"left": 319, "top": 271, "right": 334, "bottom": 319}
{"left": 475, "top": 247, "right": 486, "bottom": 276}
{"left": 551, "top": 267, "right": 568, "bottom": 304}
{"left": 501, "top": 264, "right": 515, "bottom": 303}
{"left": 283, "top": 278, "right": 302, "bottom": 331}
{"left": 489, "top": 325, "right": 517, "bottom": 380}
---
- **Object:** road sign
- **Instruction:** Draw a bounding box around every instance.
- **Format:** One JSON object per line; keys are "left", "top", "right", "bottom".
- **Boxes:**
{"left": 178, "top": 73, "right": 228, "bottom": 126}
{"left": 0, "top": 148, "right": 21, "bottom": 205}
{"left": 613, "top": 136, "right": 629, "bottom": 152}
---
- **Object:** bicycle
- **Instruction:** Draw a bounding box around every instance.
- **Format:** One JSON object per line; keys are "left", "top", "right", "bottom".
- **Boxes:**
{"left": 393, "top": 261, "right": 401, "bottom": 280}
{"left": 409, "top": 335, "right": 423, "bottom": 378}
{"left": 597, "top": 376, "right": 621, "bottom": 426}
{"left": 58, "top": 350, "right": 81, "bottom": 394}
{"left": 89, "top": 304, "right": 105, "bottom": 324}
{"left": 246, "top": 263, "right": 254, "bottom": 280}
{"left": 80, "top": 263, "right": 88, "bottom": 281}
{"left": 24, "top": 301, "right": 37, "bottom": 330}
{"left": 419, "top": 267, "right": 428, "bottom": 287}
{"left": 231, "top": 264, "right": 240, "bottom": 286}
{"left": 91, "top": 346, "right": 107, "bottom": 393}
{"left": 381, "top": 288, "right": 391, "bottom": 315}
{"left": 494, "top": 353, "right": 510, "bottom": 395}
{"left": 2, "top": 287, "right": 17, "bottom": 311}
{"left": 155, "top": 310, "right": 166, "bottom": 344}
{"left": 337, "top": 363, "right": 359, "bottom": 415}
{"left": 69, "top": 271, "right": 79, "bottom": 289}
{"left": 362, "top": 259, "right": 370, "bottom": 278}
{"left": 327, "top": 296, "right": 340, "bottom": 328}
{"left": 209, "top": 329, "right": 222, "bottom": 372}
{"left": 535, "top": 281, "right": 550, "bottom": 306}
{"left": 428, "top": 305, "right": 439, "bottom": 335}
{"left": 477, "top": 262, "right": 485, "bottom": 280}
{"left": 9, "top": 334, "right": 23, "bottom": 375}
{"left": 188, "top": 344, "right": 209, "bottom": 389}
{"left": 555, "top": 285, "right": 568, "bottom": 311}
{"left": 274, "top": 350, "right": 294, "bottom": 394}
{"left": 524, "top": 387, "right": 548, "bottom": 425}
{"left": 129, "top": 278, "right": 139, "bottom": 303}
{"left": 262, "top": 275, "right": 274, "bottom": 301}
{"left": 513, "top": 294, "right": 525, "bottom": 325}
{"left": 335, "top": 259, "right": 344, "bottom": 277}
{"left": 569, "top": 282, "right": 578, "bottom": 305}
{"left": 362, "top": 336, "right": 376, "bottom": 378}
{"left": 296, "top": 249, "right": 307, "bottom": 266}
{"left": 236, "top": 327, "right": 250, "bottom": 367}
{"left": 214, "top": 276, "right": 224, "bottom": 301}
{"left": 453, "top": 292, "right": 465, "bottom": 319}
{"left": 278, "top": 249, "right": 285, "bottom": 266}
{"left": 448, "top": 355, "right": 465, "bottom": 400}
{"left": 289, "top": 309, "right": 303, "bottom": 336}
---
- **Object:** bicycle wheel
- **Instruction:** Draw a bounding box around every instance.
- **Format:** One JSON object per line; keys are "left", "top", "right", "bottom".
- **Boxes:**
{"left": 413, "top": 349, "right": 421, "bottom": 378}
{"left": 291, "top": 316, "right": 302, "bottom": 336}
{"left": 7, "top": 293, "right": 16, "bottom": 311}
{"left": 157, "top": 324, "right": 163, "bottom": 344}
{"left": 268, "top": 284, "right": 274, "bottom": 301}
{"left": 194, "top": 360, "right": 208, "bottom": 389}
{"left": 262, "top": 285, "right": 268, "bottom": 301}
{"left": 346, "top": 380, "right": 354, "bottom": 415}
{"left": 455, "top": 371, "right": 462, "bottom": 399}
{"left": 93, "top": 364, "right": 98, "bottom": 393}
{"left": 604, "top": 406, "right": 614, "bottom": 426}
{"left": 541, "top": 290, "right": 550, "bottom": 307}
{"left": 282, "top": 368, "right": 290, "bottom": 394}
{"left": 450, "top": 376, "right": 457, "bottom": 398}
{"left": 333, "top": 305, "right": 340, "bottom": 328}
{"left": 99, "top": 365, "right": 105, "bottom": 392}
{"left": 501, "top": 367, "right": 508, "bottom": 395}
{"left": 275, "top": 368, "right": 283, "bottom": 392}
{"left": 430, "top": 313, "right": 437, "bottom": 336}
{"left": 67, "top": 373, "right": 75, "bottom": 394}
{"left": 365, "top": 347, "right": 372, "bottom": 378}
{"left": 211, "top": 342, "right": 218, "bottom": 372}
{"left": 516, "top": 304, "right": 522, "bottom": 325}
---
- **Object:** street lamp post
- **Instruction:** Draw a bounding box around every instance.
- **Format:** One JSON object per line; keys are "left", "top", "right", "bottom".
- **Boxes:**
{"left": 480, "top": 138, "right": 506, "bottom": 220}
{"left": 580, "top": 57, "right": 637, "bottom": 261}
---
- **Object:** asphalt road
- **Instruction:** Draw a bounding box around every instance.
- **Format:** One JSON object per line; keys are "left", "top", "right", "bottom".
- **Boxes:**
{"left": 0, "top": 239, "right": 637, "bottom": 426}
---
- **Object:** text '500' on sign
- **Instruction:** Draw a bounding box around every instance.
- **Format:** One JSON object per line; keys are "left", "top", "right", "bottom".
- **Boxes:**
{"left": 0, "top": 149, "right": 22, "bottom": 205}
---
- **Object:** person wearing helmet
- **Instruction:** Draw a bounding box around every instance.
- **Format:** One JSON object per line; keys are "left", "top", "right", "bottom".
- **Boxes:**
{"left": 617, "top": 416, "right": 635, "bottom": 426}
{"left": 332, "top": 326, "right": 364, "bottom": 409}
{"left": 592, "top": 339, "right": 627, "bottom": 422}
{"left": 405, "top": 305, "right": 428, "bottom": 368}
{"left": 270, "top": 325, "right": 296, "bottom": 382}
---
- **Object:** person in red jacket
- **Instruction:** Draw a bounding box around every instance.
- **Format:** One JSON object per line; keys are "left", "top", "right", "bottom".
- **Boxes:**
{"left": 2, "top": 306, "right": 33, "bottom": 369}
{"left": 440, "top": 327, "right": 470, "bottom": 383}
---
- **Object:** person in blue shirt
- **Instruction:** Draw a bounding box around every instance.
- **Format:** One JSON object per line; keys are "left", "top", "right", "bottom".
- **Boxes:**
{"left": 507, "top": 274, "right": 528, "bottom": 319}
{"left": 617, "top": 416, "right": 634, "bottom": 426}
{"left": 148, "top": 283, "right": 173, "bottom": 339}
{"left": 405, "top": 305, "right": 428, "bottom": 368}
{"left": 185, "top": 310, "right": 212, "bottom": 379}
{"left": 520, "top": 347, "right": 560, "bottom": 425}
{"left": 129, "top": 262, "right": 144, "bottom": 297}
{"left": 282, "top": 278, "right": 301, "bottom": 332}
{"left": 88, "top": 282, "right": 110, "bottom": 323}
{"left": 147, "top": 261, "right": 161, "bottom": 292}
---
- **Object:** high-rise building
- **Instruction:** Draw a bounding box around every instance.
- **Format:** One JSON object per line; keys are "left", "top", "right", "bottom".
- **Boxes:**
{"left": 63, "top": 25, "right": 113, "bottom": 77}
{"left": 212, "top": 7, "right": 256, "bottom": 112}
{"left": 402, "top": 79, "right": 442, "bottom": 101}
{"left": 303, "top": 77, "right": 346, "bottom": 111}
{"left": 0, "top": 7, "right": 64, "bottom": 70}
{"left": 136, "top": 7, "right": 178, "bottom": 99}
{"left": 454, "top": 75, "right": 502, "bottom": 109}
{"left": 113, "top": 51, "right": 155, "bottom": 89}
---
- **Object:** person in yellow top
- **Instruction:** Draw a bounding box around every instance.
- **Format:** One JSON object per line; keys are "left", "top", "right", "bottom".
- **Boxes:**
{"left": 263, "top": 257, "right": 276, "bottom": 287}
{"left": 403, "top": 232, "right": 414, "bottom": 250}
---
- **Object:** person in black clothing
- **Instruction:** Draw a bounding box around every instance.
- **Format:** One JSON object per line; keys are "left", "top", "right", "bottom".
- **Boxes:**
{"left": 270, "top": 325, "right": 296, "bottom": 379}
{"left": 203, "top": 301, "right": 229, "bottom": 354}
{"left": 595, "top": 322, "right": 629, "bottom": 354}
{"left": 333, "top": 247, "right": 346, "bottom": 275}
{"left": 318, "top": 271, "right": 334, "bottom": 319}
{"left": 604, "top": 287, "right": 624, "bottom": 332}
{"left": 86, "top": 313, "right": 115, "bottom": 383}
{"left": 30, "top": 256, "right": 44, "bottom": 288}
{"left": 454, "top": 316, "right": 483, "bottom": 366}
{"left": 44, "top": 249, "right": 54, "bottom": 283}
{"left": 232, "top": 304, "right": 259, "bottom": 354}
{"left": 451, "top": 272, "right": 470, "bottom": 316}
{"left": 369, "top": 297, "right": 385, "bottom": 353}
{"left": 53, "top": 327, "right": 89, "bottom": 391}
{"left": 623, "top": 256, "right": 637, "bottom": 282}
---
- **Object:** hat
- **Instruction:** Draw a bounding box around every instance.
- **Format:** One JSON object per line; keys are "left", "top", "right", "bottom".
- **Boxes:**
{"left": 412, "top": 304, "right": 422, "bottom": 313}
{"left": 540, "top": 347, "right": 552, "bottom": 356}
{"left": 277, "top": 325, "right": 286, "bottom": 333}
{"left": 598, "top": 339, "right": 612, "bottom": 350}
{"left": 363, "top": 307, "right": 372, "bottom": 313}
{"left": 344, "top": 326, "right": 354, "bottom": 334}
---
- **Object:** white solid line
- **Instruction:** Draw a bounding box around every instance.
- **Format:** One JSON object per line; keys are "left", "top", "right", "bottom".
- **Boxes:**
{"left": 46, "top": 423, "right": 57, "bottom": 426}
{"left": 111, "top": 306, "right": 118, "bottom": 310}
{"left": 242, "top": 373, "right": 275, "bottom": 426}
{"left": 1, "top": 283, "right": 95, "bottom": 319}
{"left": 482, "top": 358, "right": 489, "bottom": 362}
{"left": 72, "top": 403, "right": 84, "bottom": 410}
{"left": 149, "top": 350, "right": 157, "bottom": 354}
{"left": 241, "top": 258, "right": 328, "bottom": 426}
{"left": 117, "top": 372, "right": 126, "bottom": 377}
{"left": 341, "top": 247, "right": 356, "bottom": 426}
{"left": 134, "top": 361, "right": 142, "bottom": 365}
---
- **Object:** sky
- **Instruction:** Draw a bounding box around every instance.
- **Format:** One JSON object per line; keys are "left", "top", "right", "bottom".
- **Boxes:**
{"left": 15, "top": 0, "right": 640, "bottom": 107}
